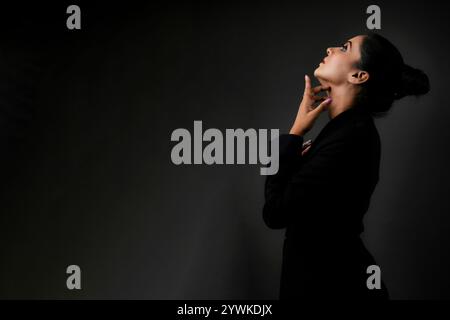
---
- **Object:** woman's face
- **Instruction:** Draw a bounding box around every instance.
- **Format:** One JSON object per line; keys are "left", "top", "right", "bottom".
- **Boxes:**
{"left": 314, "top": 35, "right": 366, "bottom": 85}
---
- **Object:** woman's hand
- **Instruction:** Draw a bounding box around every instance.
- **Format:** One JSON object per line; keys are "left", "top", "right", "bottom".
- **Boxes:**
{"left": 289, "top": 75, "right": 332, "bottom": 136}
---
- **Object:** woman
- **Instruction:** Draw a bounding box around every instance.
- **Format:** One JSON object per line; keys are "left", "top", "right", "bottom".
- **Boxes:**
{"left": 263, "top": 32, "right": 430, "bottom": 300}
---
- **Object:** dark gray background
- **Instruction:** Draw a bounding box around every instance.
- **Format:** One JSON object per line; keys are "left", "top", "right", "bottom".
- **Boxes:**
{"left": 0, "top": 0, "right": 448, "bottom": 299}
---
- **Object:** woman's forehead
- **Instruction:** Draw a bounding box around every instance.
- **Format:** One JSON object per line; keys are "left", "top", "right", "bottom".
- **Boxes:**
{"left": 347, "top": 35, "right": 365, "bottom": 44}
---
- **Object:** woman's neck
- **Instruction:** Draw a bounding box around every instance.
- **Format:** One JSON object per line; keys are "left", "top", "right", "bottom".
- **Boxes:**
{"left": 323, "top": 83, "right": 359, "bottom": 120}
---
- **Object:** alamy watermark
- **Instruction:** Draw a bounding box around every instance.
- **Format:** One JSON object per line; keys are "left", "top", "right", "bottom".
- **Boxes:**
{"left": 66, "top": 265, "right": 81, "bottom": 290}
{"left": 170, "top": 121, "right": 279, "bottom": 175}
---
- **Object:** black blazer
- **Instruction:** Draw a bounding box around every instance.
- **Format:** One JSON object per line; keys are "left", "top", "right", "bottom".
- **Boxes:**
{"left": 263, "top": 106, "right": 389, "bottom": 299}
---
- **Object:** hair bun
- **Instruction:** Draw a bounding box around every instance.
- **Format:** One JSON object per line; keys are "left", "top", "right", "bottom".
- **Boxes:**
{"left": 393, "top": 63, "right": 430, "bottom": 100}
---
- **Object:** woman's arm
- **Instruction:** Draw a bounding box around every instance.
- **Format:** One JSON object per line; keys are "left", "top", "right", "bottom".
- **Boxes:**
{"left": 263, "top": 74, "right": 334, "bottom": 229}
{"left": 263, "top": 75, "right": 333, "bottom": 229}
{"left": 262, "top": 133, "right": 304, "bottom": 228}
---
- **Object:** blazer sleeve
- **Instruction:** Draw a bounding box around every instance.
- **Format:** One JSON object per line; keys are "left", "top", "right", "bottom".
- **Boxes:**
{"left": 262, "top": 132, "right": 358, "bottom": 229}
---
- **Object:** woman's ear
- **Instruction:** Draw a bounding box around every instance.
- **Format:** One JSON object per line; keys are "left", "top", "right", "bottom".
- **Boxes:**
{"left": 348, "top": 71, "right": 369, "bottom": 84}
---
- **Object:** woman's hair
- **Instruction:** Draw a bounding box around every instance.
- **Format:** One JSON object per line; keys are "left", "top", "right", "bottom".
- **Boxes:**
{"left": 353, "top": 31, "right": 430, "bottom": 118}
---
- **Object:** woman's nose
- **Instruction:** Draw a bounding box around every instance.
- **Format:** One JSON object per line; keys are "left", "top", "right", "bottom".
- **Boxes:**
{"left": 327, "top": 47, "right": 332, "bottom": 55}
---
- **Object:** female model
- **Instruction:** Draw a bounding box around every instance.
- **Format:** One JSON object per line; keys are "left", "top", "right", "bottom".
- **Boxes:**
{"left": 263, "top": 32, "right": 430, "bottom": 300}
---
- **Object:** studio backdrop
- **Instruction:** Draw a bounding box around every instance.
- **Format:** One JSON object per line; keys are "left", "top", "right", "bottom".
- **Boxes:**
{"left": 0, "top": 0, "right": 448, "bottom": 299}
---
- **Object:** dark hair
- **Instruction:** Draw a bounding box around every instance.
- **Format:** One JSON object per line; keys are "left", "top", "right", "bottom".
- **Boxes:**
{"left": 353, "top": 32, "right": 430, "bottom": 118}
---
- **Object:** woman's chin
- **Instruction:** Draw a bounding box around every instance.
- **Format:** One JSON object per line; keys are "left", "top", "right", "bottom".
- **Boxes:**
{"left": 313, "top": 67, "right": 329, "bottom": 82}
{"left": 313, "top": 68, "right": 321, "bottom": 79}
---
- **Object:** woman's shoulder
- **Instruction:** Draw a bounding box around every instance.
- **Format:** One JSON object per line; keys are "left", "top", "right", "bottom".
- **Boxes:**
{"left": 313, "top": 113, "right": 380, "bottom": 156}
{"left": 312, "top": 108, "right": 377, "bottom": 144}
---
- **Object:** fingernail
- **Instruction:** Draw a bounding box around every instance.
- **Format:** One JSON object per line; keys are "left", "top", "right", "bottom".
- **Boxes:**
{"left": 325, "top": 97, "right": 332, "bottom": 102}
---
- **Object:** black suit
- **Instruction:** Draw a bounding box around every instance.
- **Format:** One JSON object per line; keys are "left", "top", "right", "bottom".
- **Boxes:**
{"left": 263, "top": 106, "right": 389, "bottom": 300}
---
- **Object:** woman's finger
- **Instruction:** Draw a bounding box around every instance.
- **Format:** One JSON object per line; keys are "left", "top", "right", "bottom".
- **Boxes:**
{"left": 303, "top": 75, "right": 312, "bottom": 98}
{"left": 311, "top": 95, "right": 327, "bottom": 101}
{"left": 301, "top": 145, "right": 311, "bottom": 156}
{"left": 312, "top": 85, "right": 331, "bottom": 94}
{"left": 311, "top": 97, "right": 332, "bottom": 116}
{"left": 302, "top": 139, "right": 312, "bottom": 148}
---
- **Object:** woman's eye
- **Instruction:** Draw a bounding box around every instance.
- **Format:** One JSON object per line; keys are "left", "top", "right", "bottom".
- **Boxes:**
{"left": 340, "top": 44, "right": 348, "bottom": 52}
